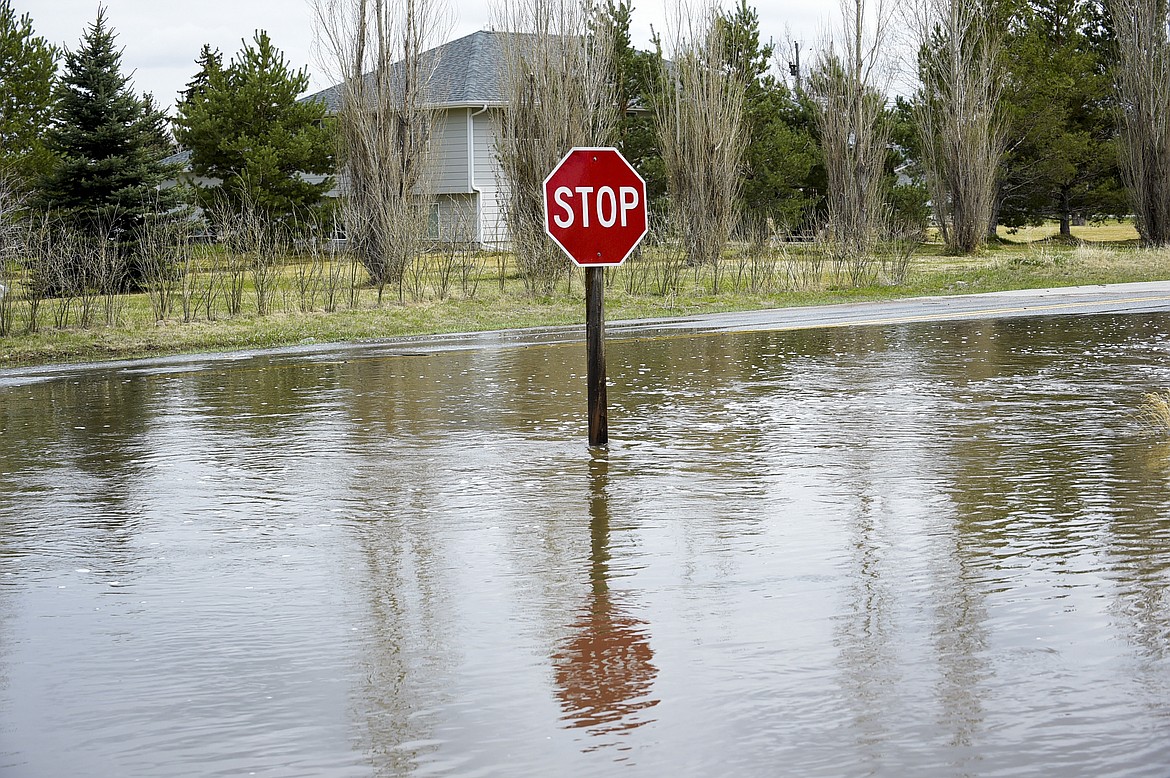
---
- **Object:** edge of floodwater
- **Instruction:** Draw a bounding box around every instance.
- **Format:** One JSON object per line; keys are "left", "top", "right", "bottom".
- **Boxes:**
{"left": 4, "top": 280, "right": 1170, "bottom": 388}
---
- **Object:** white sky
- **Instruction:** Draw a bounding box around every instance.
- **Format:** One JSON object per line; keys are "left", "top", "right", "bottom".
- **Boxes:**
{"left": 18, "top": 0, "right": 831, "bottom": 114}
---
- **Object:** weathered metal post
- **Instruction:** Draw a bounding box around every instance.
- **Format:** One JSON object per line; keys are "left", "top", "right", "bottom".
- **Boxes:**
{"left": 586, "top": 266, "right": 608, "bottom": 447}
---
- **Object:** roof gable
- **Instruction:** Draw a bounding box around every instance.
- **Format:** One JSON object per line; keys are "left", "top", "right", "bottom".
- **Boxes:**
{"left": 305, "top": 29, "right": 512, "bottom": 111}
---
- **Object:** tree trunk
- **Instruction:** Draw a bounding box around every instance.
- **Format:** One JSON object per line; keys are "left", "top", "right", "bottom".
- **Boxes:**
{"left": 1059, "top": 187, "right": 1072, "bottom": 237}
{"left": 987, "top": 196, "right": 1001, "bottom": 241}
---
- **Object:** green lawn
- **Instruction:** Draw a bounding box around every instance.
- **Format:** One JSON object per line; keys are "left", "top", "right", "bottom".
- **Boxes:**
{"left": 996, "top": 219, "right": 1141, "bottom": 243}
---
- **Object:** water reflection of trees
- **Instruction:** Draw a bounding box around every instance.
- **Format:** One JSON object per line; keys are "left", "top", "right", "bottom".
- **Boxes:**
{"left": 612, "top": 323, "right": 1001, "bottom": 755}
{"left": 552, "top": 454, "right": 658, "bottom": 747}
{"left": 938, "top": 316, "right": 1170, "bottom": 663}
{"left": 1, "top": 371, "right": 155, "bottom": 476}
{"left": 341, "top": 346, "right": 586, "bottom": 441}
{"left": 186, "top": 358, "right": 346, "bottom": 440}
{"left": 7, "top": 311, "right": 1169, "bottom": 770}
{"left": 344, "top": 448, "right": 457, "bottom": 776}
{"left": 752, "top": 324, "right": 997, "bottom": 757}
{"left": 1102, "top": 439, "right": 1170, "bottom": 660}
{"left": 0, "top": 372, "right": 162, "bottom": 571}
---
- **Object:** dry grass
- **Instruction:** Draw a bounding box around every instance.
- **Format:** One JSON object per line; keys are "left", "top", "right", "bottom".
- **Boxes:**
{"left": 3, "top": 220, "right": 1170, "bottom": 367}
{"left": 1138, "top": 391, "right": 1170, "bottom": 435}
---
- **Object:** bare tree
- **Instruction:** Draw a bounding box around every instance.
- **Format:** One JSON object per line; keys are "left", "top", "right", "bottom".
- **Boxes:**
{"left": 91, "top": 217, "right": 127, "bottom": 327}
{"left": 809, "top": 0, "right": 893, "bottom": 285}
{"left": 911, "top": 0, "right": 1006, "bottom": 254}
{"left": 178, "top": 230, "right": 209, "bottom": 324}
{"left": 656, "top": 1, "right": 747, "bottom": 275}
{"left": 211, "top": 193, "right": 288, "bottom": 317}
{"left": 138, "top": 213, "right": 193, "bottom": 322}
{"left": 315, "top": 0, "right": 450, "bottom": 303}
{"left": 494, "top": 0, "right": 617, "bottom": 295}
{"left": 0, "top": 171, "right": 25, "bottom": 335}
{"left": 294, "top": 213, "right": 328, "bottom": 312}
{"left": 1110, "top": 0, "right": 1170, "bottom": 245}
{"left": 20, "top": 212, "right": 54, "bottom": 333}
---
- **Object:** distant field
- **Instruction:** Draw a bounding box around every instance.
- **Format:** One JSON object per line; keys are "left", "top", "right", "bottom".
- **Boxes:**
{"left": 996, "top": 220, "right": 1141, "bottom": 243}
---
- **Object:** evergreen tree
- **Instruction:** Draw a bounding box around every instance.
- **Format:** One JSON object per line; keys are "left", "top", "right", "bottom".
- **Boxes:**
{"left": 742, "top": 80, "right": 822, "bottom": 232}
{"left": 0, "top": 0, "right": 58, "bottom": 185}
{"left": 38, "top": 9, "right": 179, "bottom": 278}
{"left": 999, "top": 0, "right": 1125, "bottom": 235}
{"left": 174, "top": 31, "right": 334, "bottom": 225}
{"left": 182, "top": 44, "right": 222, "bottom": 105}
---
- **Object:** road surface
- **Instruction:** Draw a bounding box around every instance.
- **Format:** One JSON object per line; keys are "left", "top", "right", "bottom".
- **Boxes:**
{"left": 4, "top": 281, "right": 1170, "bottom": 386}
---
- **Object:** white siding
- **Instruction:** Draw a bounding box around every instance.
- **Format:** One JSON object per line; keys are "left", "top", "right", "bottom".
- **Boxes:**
{"left": 471, "top": 109, "right": 510, "bottom": 246}
{"left": 431, "top": 109, "right": 470, "bottom": 194}
{"left": 432, "top": 194, "right": 478, "bottom": 242}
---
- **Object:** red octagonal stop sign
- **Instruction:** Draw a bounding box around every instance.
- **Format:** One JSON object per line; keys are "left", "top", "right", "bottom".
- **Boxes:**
{"left": 543, "top": 147, "right": 648, "bottom": 267}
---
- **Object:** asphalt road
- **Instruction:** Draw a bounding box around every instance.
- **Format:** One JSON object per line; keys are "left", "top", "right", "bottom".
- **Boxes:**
{"left": 605, "top": 280, "right": 1170, "bottom": 340}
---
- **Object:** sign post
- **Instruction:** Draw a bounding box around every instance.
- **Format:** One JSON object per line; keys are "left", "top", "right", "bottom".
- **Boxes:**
{"left": 585, "top": 266, "right": 607, "bottom": 446}
{"left": 543, "top": 147, "right": 648, "bottom": 447}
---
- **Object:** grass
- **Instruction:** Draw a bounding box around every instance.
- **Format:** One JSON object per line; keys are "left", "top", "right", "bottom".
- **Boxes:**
{"left": 1138, "top": 391, "right": 1170, "bottom": 435}
{"left": 996, "top": 218, "right": 1141, "bottom": 244}
{"left": 2, "top": 222, "right": 1168, "bottom": 368}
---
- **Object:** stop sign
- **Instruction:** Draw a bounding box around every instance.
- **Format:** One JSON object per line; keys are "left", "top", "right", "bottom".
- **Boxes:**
{"left": 543, "top": 147, "right": 648, "bottom": 267}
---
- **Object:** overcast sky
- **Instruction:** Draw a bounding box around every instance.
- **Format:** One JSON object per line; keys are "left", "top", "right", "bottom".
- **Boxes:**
{"left": 18, "top": 0, "right": 830, "bottom": 114}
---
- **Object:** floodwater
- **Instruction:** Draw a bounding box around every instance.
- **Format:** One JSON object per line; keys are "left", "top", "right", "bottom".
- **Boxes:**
{"left": 2, "top": 312, "right": 1170, "bottom": 777}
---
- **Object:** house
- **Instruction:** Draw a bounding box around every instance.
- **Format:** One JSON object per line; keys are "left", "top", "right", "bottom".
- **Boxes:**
{"left": 305, "top": 30, "right": 511, "bottom": 248}
{"left": 166, "top": 30, "right": 513, "bottom": 248}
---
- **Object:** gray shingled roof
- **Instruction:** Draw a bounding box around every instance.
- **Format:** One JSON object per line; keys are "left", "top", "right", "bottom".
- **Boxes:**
{"left": 304, "top": 29, "right": 512, "bottom": 112}
{"left": 162, "top": 148, "right": 192, "bottom": 168}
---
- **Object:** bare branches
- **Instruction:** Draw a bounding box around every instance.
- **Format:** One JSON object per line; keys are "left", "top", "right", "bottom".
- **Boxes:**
{"left": 1110, "top": 0, "right": 1170, "bottom": 245}
{"left": 0, "top": 172, "right": 24, "bottom": 335}
{"left": 495, "top": 0, "right": 617, "bottom": 295}
{"left": 809, "top": 0, "right": 894, "bottom": 284}
{"left": 656, "top": 1, "right": 747, "bottom": 274}
{"left": 911, "top": 0, "right": 1006, "bottom": 254}
{"left": 315, "top": 0, "right": 452, "bottom": 299}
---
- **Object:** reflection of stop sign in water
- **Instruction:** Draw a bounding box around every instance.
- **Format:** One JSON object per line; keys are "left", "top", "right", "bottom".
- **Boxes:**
{"left": 543, "top": 147, "right": 648, "bottom": 267}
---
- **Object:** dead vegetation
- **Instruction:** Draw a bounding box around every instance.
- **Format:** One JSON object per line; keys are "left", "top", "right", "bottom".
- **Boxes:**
{"left": 809, "top": 0, "right": 895, "bottom": 285}
{"left": 494, "top": 0, "right": 617, "bottom": 296}
{"left": 314, "top": 0, "right": 451, "bottom": 302}
{"left": 1109, "top": 0, "right": 1170, "bottom": 246}
{"left": 911, "top": 0, "right": 1007, "bottom": 255}
{"left": 655, "top": 1, "right": 747, "bottom": 273}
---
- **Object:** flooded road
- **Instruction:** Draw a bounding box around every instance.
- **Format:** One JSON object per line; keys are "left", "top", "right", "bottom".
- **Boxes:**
{"left": 2, "top": 308, "right": 1170, "bottom": 776}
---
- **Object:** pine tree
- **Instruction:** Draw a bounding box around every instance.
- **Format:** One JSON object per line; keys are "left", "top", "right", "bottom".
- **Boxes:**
{"left": 0, "top": 0, "right": 58, "bottom": 185}
{"left": 174, "top": 31, "right": 334, "bottom": 225}
{"left": 999, "top": 0, "right": 1125, "bottom": 236}
{"left": 182, "top": 44, "right": 222, "bottom": 105}
{"left": 39, "top": 9, "right": 178, "bottom": 238}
